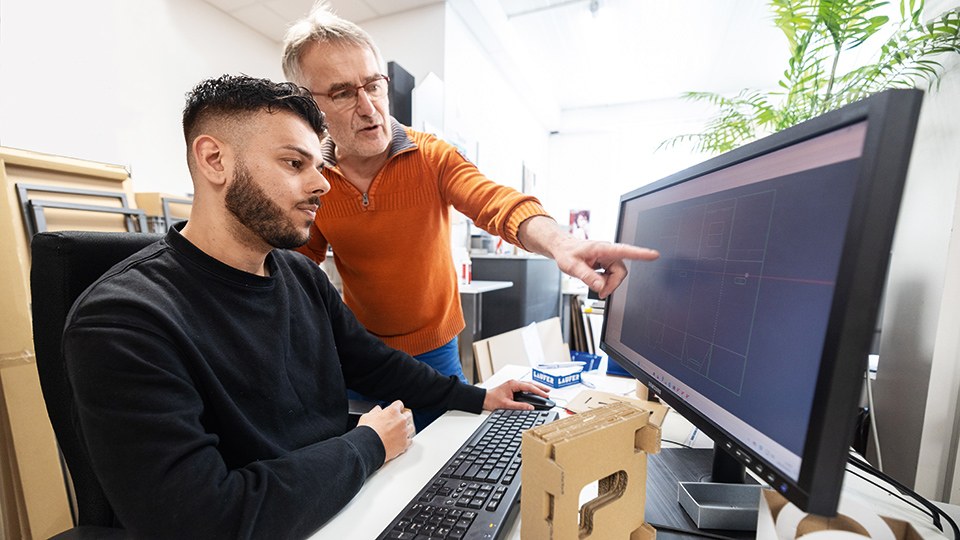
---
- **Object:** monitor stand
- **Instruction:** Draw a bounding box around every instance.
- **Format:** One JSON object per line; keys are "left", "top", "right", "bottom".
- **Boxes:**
{"left": 645, "top": 447, "right": 756, "bottom": 539}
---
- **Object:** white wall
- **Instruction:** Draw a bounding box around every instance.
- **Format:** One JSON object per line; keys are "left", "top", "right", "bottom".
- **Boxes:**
{"left": 361, "top": 4, "right": 446, "bottom": 85}
{"left": 351, "top": 4, "right": 551, "bottom": 249}
{"left": 0, "top": 0, "right": 283, "bottom": 195}
{"left": 870, "top": 55, "right": 960, "bottom": 502}
{"left": 442, "top": 6, "right": 549, "bottom": 193}
{"left": 545, "top": 98, "right": 713, "bottom": 242}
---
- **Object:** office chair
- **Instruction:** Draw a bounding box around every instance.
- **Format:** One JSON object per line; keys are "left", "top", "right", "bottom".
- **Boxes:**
{"left": 31, "top": 230, "right": 163, "bottom": 534}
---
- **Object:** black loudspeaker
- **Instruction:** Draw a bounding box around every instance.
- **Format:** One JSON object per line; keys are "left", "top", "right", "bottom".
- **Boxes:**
{"left": 388, "top": 61, "right": 415, "bottom": 126}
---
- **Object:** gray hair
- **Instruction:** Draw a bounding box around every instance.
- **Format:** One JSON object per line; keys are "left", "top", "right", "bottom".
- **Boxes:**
{"left": 281, "top": 0, "right": 384, "bottom": 85}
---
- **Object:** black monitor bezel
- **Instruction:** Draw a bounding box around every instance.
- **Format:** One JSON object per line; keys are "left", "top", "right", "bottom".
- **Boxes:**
{"left": 600, "top": 89, "right": 923, "bottom": 515}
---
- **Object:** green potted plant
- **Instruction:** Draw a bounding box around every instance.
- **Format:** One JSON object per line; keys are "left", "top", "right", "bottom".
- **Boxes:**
{"left": 661, "top": 0, "right": 960, "bottom": 154}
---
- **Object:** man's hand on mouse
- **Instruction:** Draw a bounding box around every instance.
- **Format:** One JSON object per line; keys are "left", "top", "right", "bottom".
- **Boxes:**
{"left": 483, "top": 380, "right": 551, "bottom": 411}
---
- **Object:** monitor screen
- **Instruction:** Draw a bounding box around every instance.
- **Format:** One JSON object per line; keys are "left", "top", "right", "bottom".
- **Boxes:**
{"left": 601, "top": 89, "right": 923, "bottom": 515}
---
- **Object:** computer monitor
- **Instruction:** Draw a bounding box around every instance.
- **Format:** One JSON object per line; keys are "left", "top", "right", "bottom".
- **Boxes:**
{"left": 600, "top": 89, "right": 923, "bottom": 516}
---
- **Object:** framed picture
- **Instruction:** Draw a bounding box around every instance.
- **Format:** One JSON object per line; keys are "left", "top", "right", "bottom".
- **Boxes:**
{"left": 569, "top": 209, "right": 590, "bottom": 240}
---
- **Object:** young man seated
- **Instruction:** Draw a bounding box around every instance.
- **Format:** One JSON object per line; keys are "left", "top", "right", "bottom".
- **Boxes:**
{"left": 63, "top": 74, "right": 548, "bottom": 539}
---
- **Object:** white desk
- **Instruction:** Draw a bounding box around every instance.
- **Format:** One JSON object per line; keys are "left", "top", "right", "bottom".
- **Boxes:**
{"left": 309, "top": 366, "right": 956, "bottom": 539}
{"left": 457, "top": 280, "right": 513, "bottom": 383}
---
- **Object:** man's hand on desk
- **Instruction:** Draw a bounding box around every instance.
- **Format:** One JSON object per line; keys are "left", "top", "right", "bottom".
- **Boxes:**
{"left": 483, "top": 380, "right": 551, "bottom": 411}
{"left": 357, "top": 400, "right": 415, "bottom": 462}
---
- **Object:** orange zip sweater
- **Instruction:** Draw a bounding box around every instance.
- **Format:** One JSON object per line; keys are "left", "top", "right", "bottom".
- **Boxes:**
{"left": 296, "top": 121, "right": 550, "bottom": 355}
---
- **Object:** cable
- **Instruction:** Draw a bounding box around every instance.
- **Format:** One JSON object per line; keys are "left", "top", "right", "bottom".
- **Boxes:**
{"left": 847, "top": 451, "right": 959, "bottom": 540}
{"left": 865, "top": 368, "right": 884, "bottom": 471}
{"left": 645, "top": 522, "right": 740, "bottom": 540}
{"left": 845, "top": 466, "right": 932, "bottom": 519}
{"left": 846, "top": 454, "right": 940, "bottom": 530}
{"left": 662, "top": 439, "right": 693, "bottom": 449}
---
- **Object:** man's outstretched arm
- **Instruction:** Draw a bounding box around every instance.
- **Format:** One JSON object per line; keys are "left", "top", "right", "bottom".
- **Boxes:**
{"left": 518, "top": 215, "right": 660, "bottom": 299}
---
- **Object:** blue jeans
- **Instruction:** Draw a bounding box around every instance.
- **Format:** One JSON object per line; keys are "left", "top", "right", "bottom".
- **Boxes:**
{"left": 348, "top": 337, "right": 467, "bottom": 432}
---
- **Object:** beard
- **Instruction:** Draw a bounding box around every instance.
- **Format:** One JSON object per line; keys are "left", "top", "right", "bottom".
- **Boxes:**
{"left": 224, "top": 160, "right": 316, "bottom": 250}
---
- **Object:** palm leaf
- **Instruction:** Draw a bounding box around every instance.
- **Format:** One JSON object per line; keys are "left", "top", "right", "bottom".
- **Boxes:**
{"left": 662, "top": 0, "right": 959, "bottom": 154}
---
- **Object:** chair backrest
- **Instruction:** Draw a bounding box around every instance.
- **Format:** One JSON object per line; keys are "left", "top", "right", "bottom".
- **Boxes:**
{"left": 30, "top": 231, "right": 163, "bottom": 527}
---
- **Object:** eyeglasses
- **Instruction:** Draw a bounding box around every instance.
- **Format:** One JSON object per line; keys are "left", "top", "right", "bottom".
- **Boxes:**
{"left": 312, "top": 75, "right": 390, "bottom": 110}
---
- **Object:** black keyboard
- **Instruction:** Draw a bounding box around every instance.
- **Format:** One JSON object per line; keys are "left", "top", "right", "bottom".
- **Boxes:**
{"left": 376, "top": 408, "right": 559, "bottom": 540}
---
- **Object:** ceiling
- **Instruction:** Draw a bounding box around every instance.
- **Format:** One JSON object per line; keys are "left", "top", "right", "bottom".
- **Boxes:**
{"left": 201, "top": 0, "right": 789, "bottom": 111}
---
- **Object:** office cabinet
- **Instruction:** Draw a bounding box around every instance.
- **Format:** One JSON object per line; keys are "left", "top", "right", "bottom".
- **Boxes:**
{"left": 470, "top": 255, "right": 561, "bottom": 338}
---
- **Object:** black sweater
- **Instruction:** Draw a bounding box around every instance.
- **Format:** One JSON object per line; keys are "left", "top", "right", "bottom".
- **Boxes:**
{"left": 63, "top": 226, "right": 485, "bottom": 539}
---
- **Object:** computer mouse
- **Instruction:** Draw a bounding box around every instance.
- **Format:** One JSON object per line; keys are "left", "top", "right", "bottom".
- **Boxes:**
{"left": 512, "top": 391, "right": 556, "bottom": 411}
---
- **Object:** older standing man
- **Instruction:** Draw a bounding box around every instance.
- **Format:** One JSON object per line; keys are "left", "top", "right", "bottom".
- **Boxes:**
{"left": 281, "top": 3, "right": 659, "bottom": 429}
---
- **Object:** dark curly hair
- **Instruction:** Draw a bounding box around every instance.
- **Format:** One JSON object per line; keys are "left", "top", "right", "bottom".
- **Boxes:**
{"left": 182, "top": 74, "right": 326, "bottom": 145}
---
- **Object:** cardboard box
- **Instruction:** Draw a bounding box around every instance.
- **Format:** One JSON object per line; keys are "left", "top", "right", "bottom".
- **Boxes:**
{"left": 472, "top": 317, "right": 569, "bottom": 381}
{"left": 532, "top": 366, "right": 583, "bottom": 388}
{"left": 606, "top": 356, "right": 634, "bottom": 378}
{"left": 564, "top": 390, "right": 668, "bottom": 426}
{"left": 521, "top": 401, "right": 663, "bottom": 539}
{"left": 1, "top": 146, "right": 136, "bottom": 538}
{"left": 569, "top": 351, "right": 602, "bottom": 371}
{"left": 757, "top": 489, "right": 923, "bottom": 540}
